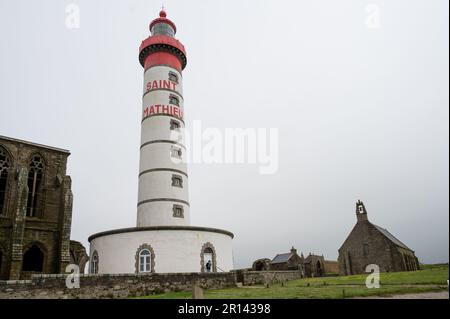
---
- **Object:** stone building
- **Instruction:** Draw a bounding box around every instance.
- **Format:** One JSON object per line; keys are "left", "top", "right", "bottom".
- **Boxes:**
{"left": 270, "top": 247, "right": 304, "bottom": 272}
{"left": 251, "top": 258, "right": 271, "bottom": 271}
{"left": 69, "top": 240, "right": 89, "bottom": 274}
{"left": 251, "top": 247, "right": 329, "bottom": 278}
{"left": 0, "top": 135, "right": 86, "bottom": 280}
{"left": 338, "top": 200, "right": 420, "bottom": 275}
{"left": 304, "top": 254, "right": 325, "bottom": 277}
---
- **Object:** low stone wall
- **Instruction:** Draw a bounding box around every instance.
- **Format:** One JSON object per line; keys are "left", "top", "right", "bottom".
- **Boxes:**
{"left": 0, "top": 272, "right": 236, "bottom": 299}
{"left": 324, "top": 260, "right": 339, "bottom": 275}
{"left": 241, "top": 271, "right": 303, "bottom": 286}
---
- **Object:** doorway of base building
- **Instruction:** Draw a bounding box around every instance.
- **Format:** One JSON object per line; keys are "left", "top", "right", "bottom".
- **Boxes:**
{"left": 204, "top": 251, "right": 213, "bottom": 273}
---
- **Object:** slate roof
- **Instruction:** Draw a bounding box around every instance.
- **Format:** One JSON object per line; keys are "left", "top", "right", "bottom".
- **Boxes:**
{"left": 271, "top": 253, "right": 293, "bottom": 264}
{"left": 372, "top": 224, "right": 412, "bottom": 251}
{"left": 304, "top": 254, "right": 320, "bottom": 263}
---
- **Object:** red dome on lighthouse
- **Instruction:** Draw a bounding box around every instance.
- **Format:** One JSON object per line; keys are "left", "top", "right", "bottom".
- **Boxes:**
{"left": 149, "top": 9, "right": 177, "bottom": 34}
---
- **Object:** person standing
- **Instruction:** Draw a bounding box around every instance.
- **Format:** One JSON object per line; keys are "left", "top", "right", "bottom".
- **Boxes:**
{"left": 206, "top": 260, "right": 212, "bottom": 273}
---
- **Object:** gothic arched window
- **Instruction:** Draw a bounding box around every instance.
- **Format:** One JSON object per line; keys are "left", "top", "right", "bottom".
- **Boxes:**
{"left": 26, "top": 155, "right": 44, "bottom": 217}
{"left": 0, "top": 146, "right": 11, "bottom": 216}
{"left": 91, "top": 251, "right": 99, "bottom": 274}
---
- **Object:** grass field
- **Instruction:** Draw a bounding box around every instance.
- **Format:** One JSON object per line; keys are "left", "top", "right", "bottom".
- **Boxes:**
{"left": 140, "top": 264, "right": 449, "bottom": 299}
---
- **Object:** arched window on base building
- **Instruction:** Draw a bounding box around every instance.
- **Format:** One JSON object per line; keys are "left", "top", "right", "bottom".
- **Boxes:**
{"left": 135, "top": 244, "right": 155, "bottom": 274}
{"left": 91, "top": 251, "right": 99, "bottom": 274}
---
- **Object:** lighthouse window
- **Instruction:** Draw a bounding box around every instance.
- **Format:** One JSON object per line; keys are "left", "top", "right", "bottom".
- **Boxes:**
{"left": 173, "top": 205, "right": 184, "bottom": 218}
{"left": 151, "top": 22, "right": 175, "bottom": 37}
{"left": 171, "top": 146, "right": 182, "bottom": 159}
{"left": 170, "top": 119, "right": 181, "bottom": 131}
{"left": 169, "top": 94, "right": 180, "bottom": 106}
{"left": 172, "top": 174, "right": 183, "bottom": 188}
{"left": 168, "top": 72, "right": 179, "bottom": 84}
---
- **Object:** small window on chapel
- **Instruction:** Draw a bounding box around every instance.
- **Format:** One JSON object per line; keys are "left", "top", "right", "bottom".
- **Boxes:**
{"left": 171, "top": 146, "right": 182, "bottom": 159}
{"left": 363, "top": 244, "right": 369, "bottom": 256}
{"left": 169, "top": 94, "right": 180, "bottom": 106}
{"left": 173, "top": 205, "right": 184, "bottom": 218}
{"left": 170, "top": 119, "right": 181, "bottom": 131}
{"left": 172, "top": 174, "right": 183, "bottom": 188}
{"left": 168, "top": 71, "right": 179, "bottom": 84}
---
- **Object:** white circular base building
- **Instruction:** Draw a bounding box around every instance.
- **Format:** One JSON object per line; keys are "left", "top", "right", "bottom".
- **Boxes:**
{"left": 88, "top": 226, "right": 234, "bottom": 274}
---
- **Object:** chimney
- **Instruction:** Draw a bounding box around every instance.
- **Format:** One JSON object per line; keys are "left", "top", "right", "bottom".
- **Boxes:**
{"left": 356, "top": 200, "right": 368, "bottom": 222}
{"left": 290, "top": 246, "right": 297, "bottom": 255}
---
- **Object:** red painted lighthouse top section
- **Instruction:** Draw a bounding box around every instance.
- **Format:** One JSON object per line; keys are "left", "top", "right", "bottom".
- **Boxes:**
{"left": 139, "top": 10, "right": 187, "bottom": 71}
{"left": 150, "top": 10, "right": 177, "bottom": 34}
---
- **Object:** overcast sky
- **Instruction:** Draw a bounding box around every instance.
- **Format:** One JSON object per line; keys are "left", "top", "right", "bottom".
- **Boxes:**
{"left": 0, "top": 0, "right": 448, "bottom": 269}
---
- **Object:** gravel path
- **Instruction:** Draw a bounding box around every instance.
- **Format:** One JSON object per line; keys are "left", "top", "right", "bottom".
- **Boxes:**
{"left": 358, "top": 291, "right": 449, "bottom": 299}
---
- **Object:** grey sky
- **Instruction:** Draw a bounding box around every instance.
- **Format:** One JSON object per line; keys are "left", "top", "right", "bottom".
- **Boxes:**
{"left": 0, "top": 0, "right": 448, "bottom": 269}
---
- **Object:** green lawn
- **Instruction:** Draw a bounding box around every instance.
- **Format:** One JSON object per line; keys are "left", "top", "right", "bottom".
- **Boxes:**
{"left": 140, "top": 265, "right": 449, "bottom": 299}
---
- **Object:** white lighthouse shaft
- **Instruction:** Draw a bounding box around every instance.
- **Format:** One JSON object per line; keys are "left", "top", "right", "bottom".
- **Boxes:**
{"left": 137, "top": 65, "right": 190, "bottom": 227}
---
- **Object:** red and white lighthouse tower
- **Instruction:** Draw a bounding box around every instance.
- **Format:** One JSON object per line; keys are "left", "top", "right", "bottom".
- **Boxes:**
{"left": 88, "top": 11, "right": 234, "bottom": 274}
{"left": 137, "top": 10, "right": 189, "bottom": 227}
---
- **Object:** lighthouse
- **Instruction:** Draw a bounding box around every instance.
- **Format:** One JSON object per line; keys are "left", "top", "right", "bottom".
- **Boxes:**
{"left": 137, "top": 10, "right": 189, "bottom": 227}
{"left": 88, "top": 10, "right": 234, "bottom": 274}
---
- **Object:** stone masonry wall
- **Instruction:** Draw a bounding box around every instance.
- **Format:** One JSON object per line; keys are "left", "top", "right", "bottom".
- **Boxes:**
{"left": 241, "top": 271, "right": 303, "bottom": 286}
{"left": 0, "top": 270, "right": 307, "bottom": 298}
{"left": 324, "top": 260, "right": 339, "bottom": 274}
{"left": 0, "top": 272, "right": 237, "bottom": 299}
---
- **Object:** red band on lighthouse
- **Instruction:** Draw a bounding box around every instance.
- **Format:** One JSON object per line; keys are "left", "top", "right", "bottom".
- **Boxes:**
{"left": 138, "top": 30, "right": 187, "bottom": 71}
{"left": 143, "top": 51, "right": 183, "bottom": 72}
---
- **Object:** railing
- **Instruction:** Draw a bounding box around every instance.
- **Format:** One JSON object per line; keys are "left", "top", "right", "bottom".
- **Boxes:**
{"left": 216, "top": 266, "right": 226, "bottom": 273}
